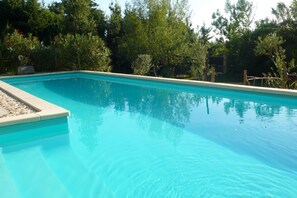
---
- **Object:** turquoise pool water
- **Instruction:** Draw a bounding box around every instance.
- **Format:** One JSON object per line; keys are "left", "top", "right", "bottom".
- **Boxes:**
{"left": 1, "top": 72, "right": 297, "bottom": 197}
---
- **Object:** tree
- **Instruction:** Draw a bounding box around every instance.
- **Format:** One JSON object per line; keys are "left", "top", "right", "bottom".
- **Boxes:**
{"left": 62, "top": 0, "right": 96, "bottom": 34}
{"left": 212, "top": 0, "right": 254, "bottom": 41}
{"left": 272, "top": 2, "right": 292, "bottom": 24}
{"left": 271, "top": 1, "right": 297, "bottom": 63}
{"left": 0, "top": 0, "right": 29, "bottom": 37}
{"left": 187, "top": 38, "right": 208, "bottom": 79}
{"left": 292, "top": 0, "right": 297, "bottom": 19}
{"left": 198, "top": 24, "right": 213, "bottom": 45}
{"left": 131, "top": 54, "right": 152, "bottom": 75}
{"left": 255, "top": 33, "right": 296, "bottom": 88}
{"left": 211, "top": 0, "right": 254, "bottom": 74}
{"left": 91, "top": 7, "right": 107, "bottom": 40}
{"left": 106, "top": 2, "right": 123, "bottom": 72}
{"left": 26, "top": 0, "right": 64, "bottom": 43}
{"left": 0, "top": 0, "right": 63, "bottom": 42}
{"left": 119, "top": 0, "right": 200, "bottom": 77}
{"left": 54, "top": 34, "right": 111, "bottom": 71}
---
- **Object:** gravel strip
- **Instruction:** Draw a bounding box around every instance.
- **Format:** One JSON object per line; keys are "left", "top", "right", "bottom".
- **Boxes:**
{"left": 0, "top": 89, "right": 36, "bottom": 118}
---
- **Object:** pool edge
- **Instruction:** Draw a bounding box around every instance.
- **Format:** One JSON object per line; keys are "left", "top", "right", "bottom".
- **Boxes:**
{"left": 1, "top": 71, "right": 297, "bottom": 97}
{"left": 0, "top": 81, "right": 70, "bottom": 127}
{"left": 79, "top": 71, "right": 297, "bottom": 97}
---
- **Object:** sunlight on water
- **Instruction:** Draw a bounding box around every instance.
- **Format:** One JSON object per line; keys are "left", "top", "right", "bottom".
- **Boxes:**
{"left": 1, "top": 73, "right": 297, "bottom": 197}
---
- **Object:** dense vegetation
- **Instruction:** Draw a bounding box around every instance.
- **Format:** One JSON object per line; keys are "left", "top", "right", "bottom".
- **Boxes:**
{"left": 0, "top": 0, "right": 296, "bottom": 87}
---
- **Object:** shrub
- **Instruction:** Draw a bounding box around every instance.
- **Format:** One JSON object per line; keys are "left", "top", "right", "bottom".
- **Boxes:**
{"left": 0, "top": 30, "right": 39, "bottom": 73}
{"left": 0, "top": 32, "right": 111, "bottom": 73}
{"left": 30, "top": 45, "right": 57, "bottom": 72}
{"left": 255, "top": 33, "right": 296, "bottom": 89}
{"left": 131, "top": 54, "right": 152, "bottom": 75}
{"left": 54, "top": 34, "right": 111, "bottom": 71}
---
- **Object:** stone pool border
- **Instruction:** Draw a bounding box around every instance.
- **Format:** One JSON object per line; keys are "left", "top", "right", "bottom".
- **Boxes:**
{"left": 0, "top": 70, "right": 296, "bottom": 127}
{"left": 81, "top": 71, "right": 297, "bottom": 97}
{"left": 0, "top": 81, "right": 69, "bottom": 127}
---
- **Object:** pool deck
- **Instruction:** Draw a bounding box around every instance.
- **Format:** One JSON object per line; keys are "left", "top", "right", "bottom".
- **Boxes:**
{"left": 0, "top": 89, "right": 36, "bottom": 118}
{"left": 0, "top": 81, "right": 69, "bottom": 127}
{"left": 0, "top": 70, "right": 296, "bottom": 127}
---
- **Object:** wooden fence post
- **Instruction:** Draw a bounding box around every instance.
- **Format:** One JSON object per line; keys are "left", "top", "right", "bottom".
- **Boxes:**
{"left": 211, "top": 66, "right": 215, "bottom": 82}
{"left": 243, "top": 70, "right": 247, "bottom": 85}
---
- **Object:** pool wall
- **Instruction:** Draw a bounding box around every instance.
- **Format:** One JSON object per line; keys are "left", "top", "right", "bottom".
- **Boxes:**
{"left": 0, "top": 117, "right": 69, "bottom": 148}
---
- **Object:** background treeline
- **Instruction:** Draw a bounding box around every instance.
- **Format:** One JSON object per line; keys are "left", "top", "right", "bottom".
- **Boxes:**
{"left": 0, "top": 0, "right": 296, "bottom": 83}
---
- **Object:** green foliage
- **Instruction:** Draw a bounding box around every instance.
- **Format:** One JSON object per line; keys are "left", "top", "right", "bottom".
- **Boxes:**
{"left": 106, "top": 2, "right": 123, "bottom": 72}
{"left": 0, "top": 33, "right": 112, "bottom": 72}
{"left": 0, "top": 0, "right": 296, "bottom": 90}
{"left": 292, "top": 0, "right": 297, "bottom": 19}
{"left": 33, "top": 4, "right": 64, "bottom": 43}
{"left": 0, "top": 30, "right": 39, "bottom": 72}
{"left": 62, "top": 0, "right": 97, "bottom": 34}
{"left": 118, "top": 0, "right": 204, "bottom": 77}
{"left": 272, "top": 3, "right": 290, "bottom": 23}
{"left": 255, "top": 33, "right": 296, "bottom": 89}
{"left": 198, "top": 24, "right": 213, "bottom": 45}
{"left": 187, "top": 39, "right": 208, "bottom": 79}
{"left": 212, "top": 0, "right": 253, "bottom": 40}
{"left": 211, "top": 0, "right": 254, "bottom": 74}
{"left": 119, "top": 8, "right": 148, "bottom": 71}
{"left": 0, "top": 0, "right": 29, "bottom": 38}
{"left": 131, "top": 54, "right": 153, "bottom": 75}
{"left": 91, "top": 7, "right": 107, "bottom": 39}
{"left": 54, "top": 34, "right": 111, "bottom": 71}
{"left": 30, "top": 45, "right": 57, "bottom": 71}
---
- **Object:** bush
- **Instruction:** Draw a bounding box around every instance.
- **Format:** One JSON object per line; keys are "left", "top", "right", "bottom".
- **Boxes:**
{"left": 54, "top": 34, "right": 111, "bottom": 71}
{"left": 30, "top": 45, "right": 57, "bottom": 72}
{"left": 131, "top": 54, "right": 152, "bottom": 75}
{"left": 0, "top": 30, "right": 39, "bottom": 73}
{"left": 255, "top": 33, "right": 297, "bottom": 89}
{"left": 0, "top": 32, "right": 111, "bottom": 73}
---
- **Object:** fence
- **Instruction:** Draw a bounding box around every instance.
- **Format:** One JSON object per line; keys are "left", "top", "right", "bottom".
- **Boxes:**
{"left": 243, "top": 69, "right": 297, "bottom": 87}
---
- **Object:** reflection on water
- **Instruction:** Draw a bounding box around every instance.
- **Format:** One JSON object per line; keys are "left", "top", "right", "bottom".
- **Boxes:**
{"left": 38, "top": 77, "right": 297, "bottom": 172}
{"left": 8, "top": 76, "right": 297, "bottom": 174}
{"left": 42, "top": 77, "right": 297, "bottom": 125}
{"left": 2, "top": 74, "right": 297, "bottom": 197}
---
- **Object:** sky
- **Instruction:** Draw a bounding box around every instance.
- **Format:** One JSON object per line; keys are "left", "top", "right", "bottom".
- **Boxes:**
{"left": 44, "top": 0, "right": 293, "bottom": 28}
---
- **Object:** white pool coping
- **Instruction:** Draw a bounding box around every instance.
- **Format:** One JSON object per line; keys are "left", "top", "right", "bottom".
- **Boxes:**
{"left": 0, "top": 70, "right": 296, "bottom": 127}
{"left": 0, "top": 81, "right": 69, "bottom": 127}
{"left": 80, "top": 71, "right": 297, "bottom": 97}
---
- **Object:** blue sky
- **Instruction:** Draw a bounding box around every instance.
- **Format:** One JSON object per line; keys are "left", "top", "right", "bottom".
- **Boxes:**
{"left": 43, "top": 0, "right": 293, "bottom": 28}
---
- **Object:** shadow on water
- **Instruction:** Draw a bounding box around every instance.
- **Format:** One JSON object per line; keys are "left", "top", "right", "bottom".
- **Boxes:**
{"left": 39, "top": 76, "right": 297, "bottom": 173}
{"left": 0, "top": 117, "right": 70, "bottom": 153}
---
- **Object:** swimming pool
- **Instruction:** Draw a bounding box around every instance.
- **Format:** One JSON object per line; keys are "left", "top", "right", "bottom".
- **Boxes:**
{"left": 1, "top": 72, "right": 297, "bottom": 197}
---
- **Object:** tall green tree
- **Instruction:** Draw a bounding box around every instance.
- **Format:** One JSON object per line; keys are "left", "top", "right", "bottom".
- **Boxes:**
{"left": 292, "top": 0, "right": 297, "bottom": 19}
{"left": 271, "top": 1, "right": 297, "bottom": 62}
{"left": 212, "top": 0, "right": 254, "bottom": 74}
{"left": 62, "top": 0, "right": 96, "bottom": 34}
{"left": 212, "top": 0, "right": 253, "bottom": 40}
{"left": 198, "top": 24, "right": 213, "bottom": 45}
{"left": 119, "top": 7, "right": 148, "bottom": 70}
{"left": 26, "top": 0, "right": 63, "bottom": 43}
{"left": 0, "top": 0, "right": 29, "bottom": 37}
{"left": 91, "top": 6, "right": 107, "bottom": 40}
{"left": 106, "top": 2, "right": 123, "bottom": 72}
{"left": 119, "top": 0, "right": 202, "bottom": 77}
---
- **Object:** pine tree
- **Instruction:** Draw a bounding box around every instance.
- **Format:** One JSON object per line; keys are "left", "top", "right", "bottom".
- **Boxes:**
{"left": 62, "top": 0, "right": 96, "bottom": 34}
